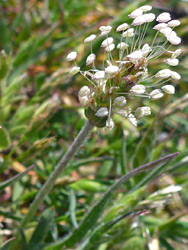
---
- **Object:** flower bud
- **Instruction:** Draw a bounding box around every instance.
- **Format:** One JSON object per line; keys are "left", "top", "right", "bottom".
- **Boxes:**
{"left": 170, "top": 71, "right": 181, "bottom": 80}
{"left": 99, "top": 26, "right": 112, "bottom": 32}
{"left": 101, "top": 37, "right": 113, "bottom": 47}
{"left": 70, "top": 66, "right": 80, "bottom": 75}
{"left": 113, "top": 96, "right": 127, "bottom": 107}
{"left": 128, "top": 9, "right": 143, "bottom": 19}
{"left": 117, "top": 42, "right": 129, "bottom": 50}
{"left": 79, "top": 96, "right": 89, "bottom": 106}
{"left": 165, "top": 58, "right": 179, "bottom": 66}
{"left": 105, "top": 44, "right": 115, "bottom": 52}
{"left": 153, "top": 23, "right": 168, "bottom": 30}
{"left": 168, "top": 20, "right": 181, "bottom": 27}
{"left": 106, "top": 118, "right": 114, "bottom": 129}
{"left": 155, "top": 69, "right": 171, "bottom": 78}
{"left": 139, "top": 5, "right": 152, "bottom": 12}
{"left": 122, "top": 28, "right": 134, "bottom": 37}
{"left": 162, "top": 85, "right": 175, "bottom": 94}
{"left": 150, "top": 89, "right": 164, "bottom": 100}
{"left": 78, "top": 86, "right": 90, "bottom": 97}
{"left": 86, "top": 53, "right": 96, "bottom": 65}
{"left": 135, "top": 106, "right": 151, "bottom": 118}
{"left": 144, "top": 13, "right": 155, "bottom": 23}
{"left": 130, "top": 84, "right": 146, "bottom": 94}
{"left": 167, "top": 32, "right": 181, "bottom": 45}
{"left": 116, "top": 23, "right": 129, "bottom": 32}
{"left": 105, "top": 65, "right": 119, "bottom": 74}
{"left": 84, "top": 34, "right": 96, "bottom": 43}
{"left": 66, "top": 51, "right": 77, "bottom": 61}
{"left": 128, "top": 114, "right": 137, "bottom": 126}
{"left": 132, "top": 15, "right": 146, "bottom": 26}
{"left": 160, "top": 27, "right": 172, "bottom": 37}
{"left": 93, "top": 71, "right": 105, "bottom": 80}
{"left": 171, "top": 49, "right": 182, "bottom": 58}
{"left": 95, "top": 107, "right": 108, "bottom": 117}
{"left": 128, "top": 50, "right": 143, "bottom": 63}
{"left": 116, "top": 109, "right": 128, "bottom": 117}
{"left": 142, "top": 44, "right": 151, "bottom": 56}
{"left": 156, "top": 12, "right": 171, "bottom": 22}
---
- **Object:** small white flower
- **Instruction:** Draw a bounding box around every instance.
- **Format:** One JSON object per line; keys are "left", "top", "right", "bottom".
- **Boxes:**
{"left": 155, "top": 69, "right": 171, "bottom": 79}
{"left": 162, "top": 85, "right": 175, "bottom": 94}
{"left": 106, "top": 118, "right": 114, "bottom": 129}
{"left": 66, "top": 51, "right": 77, "bottom": 61}
{"left": 165, "top": 58, "right": 179, "bottom": 66}
{"left": 150, "top": 89, "right": 164, "bottom": 100}
{"left": 84, "top": 34, "right": 96, "bottom": 43}
{"left": 116, "top": 23, "right": 129, "bottom": 32}
{"left": 160, "top": 27, "right": 172, "bottom": 37}
{"left": 128, "top": 9, "right": 143, "bottom": 19}
{"left": 167, "top": 32, "right": 181, "bottom": 45}
{"left": 168, "top": 20, "right": 181, "bottom": 27}
{"left": 113, "top": 96, "right": 127, "bottom": 107}
{"left": 142, "top": 43, "right": 151, "bottom": 56}
{"left": 101, "top": 37, "right": 113, "bottom": 47}
{"left": 153, "top": 185, "right": 182, "bottom": 195}
{"left": 135, "top": 106, "right": 151, "bottom": 118}
{"left": 70, "top": 66, "right": 80, "bottom": 75}
{"left": 171, "top": 49, "right": 182, "bottom": 58}
{"left": 105, "top": 65, "right": 119, "bottom": 74}
{"left": 153, "top": 23, "right": 168, "bottom": 30}
{"left": 127, "top": 50, "right": 143, "bottom": 63}
{"left": 116, "top": 109, "right": 128, "bottom": 117}
{"left": 93, "top": 71, "right": 105, "bottom": 80}
{"left": 117, "top": 42, "right": 129, "bottom": 50}
{"left": 139, "top": 5, "right": 152, "bottom": 12}
{"left": 86, "top": 53, "right": 96, "bottom": 65}
{"left": 99, "top": 26, "right": 112, "bottom": 32}
{"left": 100, "top": 31, "right": 110, "bottom": 37}
{"left": 170, "top": 71, "right": 181, "bottom": 80}
{"left": 95, "top": 107, "right": 108, "bottom": 117}
{"left": 79, "top": 96, "right": 89, "bottom": 106}
{"left": 78, "top": 86, "right": 90, "bottom": 97}
{"left": 144, "top": 13, "right": 156, "bottom": 23}
{"left": 130, "top": 84, "right": 146, "bottom": 94}
{"left": 122, "top": 28, "right": 134, "bottom": 37}
{"left": 128, "top": 114, "right": 137, "bottom": 126}
{"left": 105, "top": 43, "right": 115, "bottom": 52}
{"left": 156, "top": 12, "right": 171, "bottom": 22}
{"left": 132, "top": 15, "right": 146, "bottom": 26}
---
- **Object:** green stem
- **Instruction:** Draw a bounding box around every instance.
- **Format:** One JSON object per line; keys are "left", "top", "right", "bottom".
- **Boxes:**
{"left": 21, "top": 120, "right": 93, "bottom": 228}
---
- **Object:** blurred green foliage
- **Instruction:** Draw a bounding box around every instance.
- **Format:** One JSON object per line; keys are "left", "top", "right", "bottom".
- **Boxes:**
{"left": 0, "top": 0, "right": 188, "bottom": 249}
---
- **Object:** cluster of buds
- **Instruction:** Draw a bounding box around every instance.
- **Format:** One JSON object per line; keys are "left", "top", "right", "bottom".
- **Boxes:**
{"left": 66, "top": 5, "right": 181, "bottom": 129}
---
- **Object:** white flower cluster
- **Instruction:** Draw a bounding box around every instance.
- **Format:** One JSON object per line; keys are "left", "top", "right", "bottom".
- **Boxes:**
{"left": 66, "top": 5, "right": 181, "bottom": 129}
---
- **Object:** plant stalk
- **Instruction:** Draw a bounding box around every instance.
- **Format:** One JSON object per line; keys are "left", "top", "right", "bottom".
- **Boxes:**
{"left": 21, "top": 120, "right": 93, "bottom": 227}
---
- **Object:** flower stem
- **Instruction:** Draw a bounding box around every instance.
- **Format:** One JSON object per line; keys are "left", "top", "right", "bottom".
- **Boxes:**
{"left": 21, "top": 120, "right": 93, "bottom": 228}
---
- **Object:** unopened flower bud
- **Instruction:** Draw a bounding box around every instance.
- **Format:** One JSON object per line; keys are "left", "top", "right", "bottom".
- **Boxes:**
{"left": 162, "top": 85, "right": 175, "bottom": 94}
{"left": 171, "top": 49, "right": 182, "bottom": 58}
{"left": 128, "top": 50, "right": 143, "bottom": 63}
{"left": 105, "top": 44, "right": 115, "bottom": 52}
{"left": 144, "top": 13, "right": 155, "bottom": 23}
{"left": 116, "top": 109, "right": 128, "bottom": 117}
{"left": 156, "top": 12, "right": 171, "bottom": 22}
{"left": 130, "top": 84, "right": 146, "bottom": 94}
{"left": 99, "top": 26, "right": 112, "bottom": 32}
{"left": 139, "top": 5, "right": 152, "bottom": 12}
{"left": 153, "top": 23, "right": 168, "bottom": 30}
{"left": 106, "top": 118, "right": 114, "bottom": 129}
{"left": 122, "top": 28, "right": 134, "bottom": 37}
{"left": 84, "top": 34, "right": 96, "bottom": 43}
{"left": 86, "top": 53, "right": 96, "bottom": 65}
{"left": 170, "top": 71, "right": 181, "bottom": 80}
{"left": 128, "top": 114, "right": 137, "bottom": 126}
{"left": 70, "top": 66, "right": 80, "bottom": 75}
{"left": 167, "top": 32, "right": 181, "bottom": 45}
{"left": 142, "top": 43, "right": 151, "bottom": 56}
{"left": 93, "top": 71, "right": 105, "bottom": 80}
{"left": 129, "top": 9, "right": 143, "bottom": 19}
{"left": 132, "top": 15, "right": 146, "bottom": 26}
{"left": 78, "top": 86, "right": 90, "bottom": 97}
{"left": 116, "top": 23, "right": 129, "bottom": 32}
{"left": 101, "top": 37, "right": 113, "bottom": 47}
{"left": 160, "top": 27, "right": 172, "bottom": 37}
{"left": 168, "top": 20, "right": 181, "bottom": 27}
{"left": 95, "top": 107, "right": 108, "bottom": 117}
{"left": 66, "top": 51, "right": 77, "bottom": 61}
{"left": 117, "top": 42, "right": 129, "bottom": 50}
{"left": 155, "top": 69, "right": 171, "bottom": 78}
{"left": 165, "top": 58, "right": 179, "bottom": 66}
{"left": 150, "top": 89, "right": 164, "bottom": 100}
{"left": 105, "top": 65, "right": 119, "bottom": 74}
{"left": 113, "top": 96, "right": 127, "bottom": 107}
{"left": 135, "top": 106, "right": 151, "bottom": 118}
{"left": 79, "top": 96, "right": 89, "bottom": 106}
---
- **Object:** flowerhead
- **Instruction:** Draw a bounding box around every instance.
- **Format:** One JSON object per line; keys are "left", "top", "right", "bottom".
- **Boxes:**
{"left": 67, "top": 6, "right": 181, "bottom": 130}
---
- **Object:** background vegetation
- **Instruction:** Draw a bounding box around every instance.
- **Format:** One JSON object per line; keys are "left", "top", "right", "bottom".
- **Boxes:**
{"left": 0, "top": 0, "right": 188, "bottom": 249}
